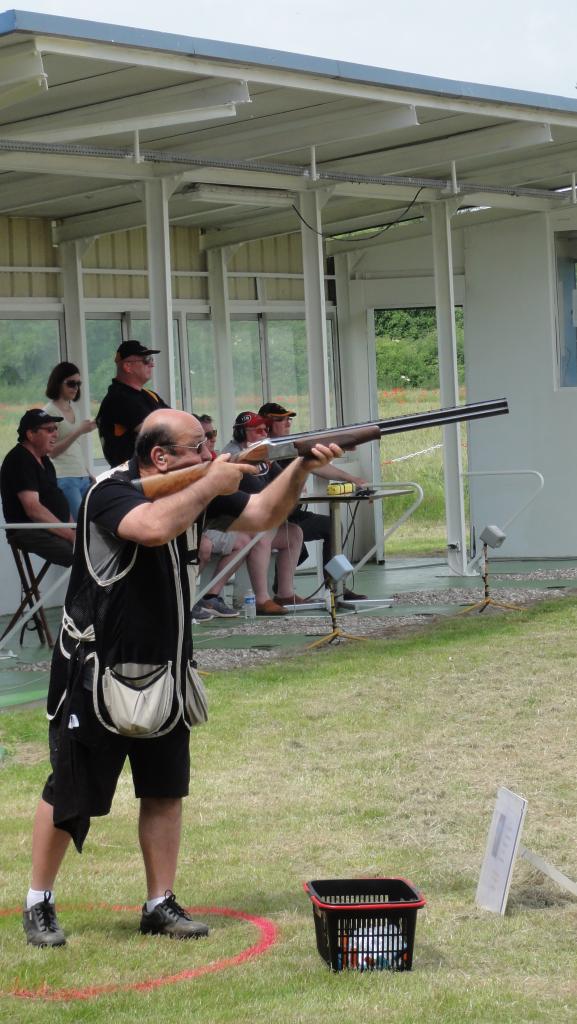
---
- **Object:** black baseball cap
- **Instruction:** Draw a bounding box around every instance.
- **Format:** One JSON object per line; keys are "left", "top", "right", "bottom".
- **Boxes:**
{"left": 258, "top": 402, "right": 296, "bottom": 419}
{"left": 18, "top": 408, "right": 63, "bottom": 440}
{"left": 115, "top": 340, "right": 160, "bottom": 362}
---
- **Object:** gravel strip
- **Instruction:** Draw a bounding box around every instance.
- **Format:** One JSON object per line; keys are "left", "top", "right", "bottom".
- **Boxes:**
{"left": 6, "top": 570, "right": 577, "bottom": 675}
{"left": 193, "top": 578, "right": 577, "bottom": 671}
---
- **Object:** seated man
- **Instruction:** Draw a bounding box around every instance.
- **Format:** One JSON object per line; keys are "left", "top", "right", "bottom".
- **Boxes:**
{"left": 1, "top": 409, "right": 75, "bottom": 567}
{"left": 191, "top": 414, "right": 255, "bottom": 621}
{"left": 259, "top": 402, "right": 367, "bottom": 598}
{"left": 221, "top": 412, "right": 304, "bottom": 615}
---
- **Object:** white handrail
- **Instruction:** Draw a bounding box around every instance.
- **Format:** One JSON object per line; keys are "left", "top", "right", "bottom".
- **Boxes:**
{"left": 353, "top": 481, "right": 424, "bottom": 573}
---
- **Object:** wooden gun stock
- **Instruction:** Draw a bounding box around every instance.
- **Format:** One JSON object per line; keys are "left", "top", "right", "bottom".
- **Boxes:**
{"left": 132, "top": 460, "right": 212, "bottom": 499}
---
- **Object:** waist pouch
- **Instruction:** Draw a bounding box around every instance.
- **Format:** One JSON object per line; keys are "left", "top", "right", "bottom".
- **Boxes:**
{"left": 183, "top": 662, "right": 208, "bottom": 728}
{"left": 94, "top": 659, "right": 182, "bottom": 738}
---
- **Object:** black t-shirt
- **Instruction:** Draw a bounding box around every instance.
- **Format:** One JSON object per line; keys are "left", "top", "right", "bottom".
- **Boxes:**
{"left": 237, "top": 459, "right": 283, "bottom": 495}
{"left": 65, "top": 460, "right": 251, "bottom": 618}
{"left": 96, "top": 379, "right": 169, "bottom": 467}
{"left": 87, "top": 469, "right": 250, "bottom": 539}
{"left": 0, "top": 443, "right": 69, "bottom": 525}
{"left": 48, "top": 460, "right": 251, "bottom": 717}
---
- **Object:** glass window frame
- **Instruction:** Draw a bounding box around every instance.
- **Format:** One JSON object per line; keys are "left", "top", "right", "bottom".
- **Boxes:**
{"left": 0, "top": 311, "right": 65, "bottom": 461}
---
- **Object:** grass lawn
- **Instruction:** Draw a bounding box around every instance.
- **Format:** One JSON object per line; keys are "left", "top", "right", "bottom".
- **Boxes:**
{"left": 1, "top": 597, "right": 577, "bottom": 1022}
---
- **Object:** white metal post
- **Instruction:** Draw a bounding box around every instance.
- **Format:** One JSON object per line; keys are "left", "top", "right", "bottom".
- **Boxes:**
{"left": 59, "top": 238, "right": 93, "bottom": 473}
{"left": 207, "top": 247, "right": 235, "bottom": 435}
{"left": 431, "top": 200, "right": 468, "bottom": 574}
{"left": 299, "top": 190, "right": 331, "bottom": 427}
{"left": 144, "top": 178, "right": 177, "bottom": 406}
{"left": 335, "top": 255, "right": 382, "bottom": 558}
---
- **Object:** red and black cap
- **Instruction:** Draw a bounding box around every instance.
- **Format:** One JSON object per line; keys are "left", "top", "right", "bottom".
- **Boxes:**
{"left": 234, "top": 411, "right": 267, "bottom": 429}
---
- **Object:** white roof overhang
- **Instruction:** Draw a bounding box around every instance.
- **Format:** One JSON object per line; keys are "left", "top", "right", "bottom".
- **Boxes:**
{"left": 1, "top": 10, "right": 577, "bottom": 246}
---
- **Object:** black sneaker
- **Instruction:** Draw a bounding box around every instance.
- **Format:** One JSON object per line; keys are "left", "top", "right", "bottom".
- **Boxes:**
{"left": 140, "top": 890, "right": 209, "bottom": 939}
{"left": 23, "top": 893, "right": 66, "bottom": 947}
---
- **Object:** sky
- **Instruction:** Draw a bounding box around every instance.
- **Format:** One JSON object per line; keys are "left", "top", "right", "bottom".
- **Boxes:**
{"left": 9, "top": 0, "right": 577, "bottom": 100}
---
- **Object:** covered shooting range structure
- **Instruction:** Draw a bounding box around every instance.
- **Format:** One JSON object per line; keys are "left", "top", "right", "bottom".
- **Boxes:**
{"left": 1, "top": 9, "right": 577, "bottom": 612}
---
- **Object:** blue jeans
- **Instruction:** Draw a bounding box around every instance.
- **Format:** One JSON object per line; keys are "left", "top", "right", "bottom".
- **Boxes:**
{"left": 57, "top": 476, "right": 91, "bottom": 520}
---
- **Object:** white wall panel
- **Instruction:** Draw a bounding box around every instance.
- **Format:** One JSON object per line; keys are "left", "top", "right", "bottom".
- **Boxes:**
{"left": 464, "top": 213, "right": 571, "bottom": 557}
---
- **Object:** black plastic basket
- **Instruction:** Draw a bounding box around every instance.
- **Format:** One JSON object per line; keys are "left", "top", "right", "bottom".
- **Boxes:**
{"left": 304, "top": 877, "right": 426, "bottom": 972}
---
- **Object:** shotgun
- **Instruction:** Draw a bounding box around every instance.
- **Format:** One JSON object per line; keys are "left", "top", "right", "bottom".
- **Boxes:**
{"left": 134, "top": 397, "right": 508, "bottom": 499}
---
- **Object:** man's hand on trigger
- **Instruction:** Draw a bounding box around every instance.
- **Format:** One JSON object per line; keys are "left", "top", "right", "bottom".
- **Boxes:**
{"left": 208, "top": 453, "right": 260, "bottom": 495}
{"left": 301, "top": 442, "right": 343, "bottom": 470}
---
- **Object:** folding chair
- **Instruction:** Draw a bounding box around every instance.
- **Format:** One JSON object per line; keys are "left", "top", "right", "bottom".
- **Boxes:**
{"left": 1, "top": 539, "right": 54, "bottom": 647}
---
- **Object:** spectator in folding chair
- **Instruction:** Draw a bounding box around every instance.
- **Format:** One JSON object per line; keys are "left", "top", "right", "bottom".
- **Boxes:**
{"left": 1, "top": 409, "right": 75, "bottom": 569}
{"left": 192, "top": 413, "right": 292, "bottom": 619}
{"left": 259, "top": 402, "right": 368, "bottom": 600}
{"left": 221, "top": 412, "right": 304, "bottom": 615}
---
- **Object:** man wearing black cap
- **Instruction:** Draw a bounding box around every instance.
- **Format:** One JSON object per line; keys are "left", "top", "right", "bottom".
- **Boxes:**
{"left": 221, "top": 412, "right": 304, "bottom": 614}
{"left": 96, "top": 340, "right": 168, "bottom": 467}
{"left": 259, "top": 402, "right": 367, "bottom": 599}
{"left": 1, "top": 409, "right": 75, "bottom": 566}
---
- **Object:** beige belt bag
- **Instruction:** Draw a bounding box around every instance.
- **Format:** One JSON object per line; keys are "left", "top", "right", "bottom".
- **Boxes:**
{"left": 101, "top": 661, "right": 176, "bottom": 737}
{"left": 184, "top": 662, "right": 209, "bottom": 727}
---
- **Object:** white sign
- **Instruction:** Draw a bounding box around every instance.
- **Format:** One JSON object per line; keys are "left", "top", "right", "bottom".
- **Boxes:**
{"left": 476, "top": 787, "right": 527, "bottom": 914}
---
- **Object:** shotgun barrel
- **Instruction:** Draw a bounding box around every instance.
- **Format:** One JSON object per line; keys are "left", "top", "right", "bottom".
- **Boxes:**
{"left": 133, "top": 397, "right": 508, "bottom": 499}
{"left": 246, "top": 397, "right": 509, "bottom": 459}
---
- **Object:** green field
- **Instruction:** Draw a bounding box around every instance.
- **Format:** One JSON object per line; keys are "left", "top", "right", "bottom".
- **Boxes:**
{"left": 1, "top": 597, "right": 577, "bottom": 1022}
{"left": 377, "top": 387, "right": 462, "bottom": 555}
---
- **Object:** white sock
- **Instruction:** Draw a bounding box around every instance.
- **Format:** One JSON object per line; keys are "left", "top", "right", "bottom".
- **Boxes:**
{"left": 145, "top": 895, "right": 166, "bottom": 913}
{"left": 26, "top": 888, "right": 53, "bottom": 909}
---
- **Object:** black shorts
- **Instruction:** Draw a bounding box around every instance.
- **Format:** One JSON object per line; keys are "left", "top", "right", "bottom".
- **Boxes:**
{"left": 42, "top": 690, "right": 191, "bottom": 815}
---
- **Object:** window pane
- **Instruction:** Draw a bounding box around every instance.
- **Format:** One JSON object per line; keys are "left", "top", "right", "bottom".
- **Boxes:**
{"left": 187, "top": 319, "right": 218, "bottom": 420}
{"left": 556, "top": 256, "right": 577, "bottom": 387}
{"left": 132, "top": 319, "right": 182, "bottom": 408}
{"left": 232, "top": 320, "right": 262, "bottom": 413}
{"left": 0, "top": 319, "right": 61, "bottom": 460}
{"left": 267, "top": 319, "right": 337, "bottom": 430}
{"left": 86, "top": 318, "right": 123, "bottom": 461}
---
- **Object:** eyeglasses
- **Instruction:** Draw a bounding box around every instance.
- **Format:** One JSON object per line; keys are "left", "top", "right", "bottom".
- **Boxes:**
{"left": 38, "top": 425, "right": 58, "bottom": 433}
{"left": 127, "top": 356, "right": 154, "bottom": 365}
{"left": 64, "top": 380, "right": 81, "bottom": 388}
{"left": 164, "top": 440, "right": 208, "bottom": 454}
{"left": 205, "top": 430, "right": 217, "bottom": 440}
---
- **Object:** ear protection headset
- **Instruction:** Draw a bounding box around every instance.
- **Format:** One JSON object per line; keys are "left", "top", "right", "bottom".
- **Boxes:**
{"left": 233, "top": 412, "right": 257, "bottom": 444}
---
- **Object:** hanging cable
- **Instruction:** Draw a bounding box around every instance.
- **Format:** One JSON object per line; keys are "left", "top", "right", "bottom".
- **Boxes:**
{"left": 291, "top": 186, "right": 425, "bottom": 241}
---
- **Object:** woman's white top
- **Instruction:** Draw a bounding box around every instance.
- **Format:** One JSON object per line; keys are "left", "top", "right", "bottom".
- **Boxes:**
{"left": 43, "top": 399, "right": 87, "bottom": 477}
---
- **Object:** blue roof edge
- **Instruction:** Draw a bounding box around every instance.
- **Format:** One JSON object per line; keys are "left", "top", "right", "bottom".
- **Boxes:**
{"left": 2, "top": 8, "right": 577, "bottom": 116}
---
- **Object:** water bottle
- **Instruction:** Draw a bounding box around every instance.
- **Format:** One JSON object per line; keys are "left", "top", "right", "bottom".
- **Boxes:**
{"left": 243, "top": 588, "right": 256, "bottom": 619}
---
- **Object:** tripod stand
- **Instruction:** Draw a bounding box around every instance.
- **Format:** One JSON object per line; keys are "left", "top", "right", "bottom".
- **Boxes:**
{"left": 306, "top": 579, "right": 370, "bottom": 648}
{"left": 458, "top": 543, "right": 522, "bottom": 615}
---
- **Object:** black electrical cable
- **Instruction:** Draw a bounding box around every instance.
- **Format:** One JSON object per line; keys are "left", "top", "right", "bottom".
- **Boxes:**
{"left": 291, "top": 186, "right": 424, "bottom": 241}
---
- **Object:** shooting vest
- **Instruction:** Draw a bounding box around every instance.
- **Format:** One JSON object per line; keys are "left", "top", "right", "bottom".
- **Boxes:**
{"left": 48, "top": 462, "right": 207, "bottom": 737}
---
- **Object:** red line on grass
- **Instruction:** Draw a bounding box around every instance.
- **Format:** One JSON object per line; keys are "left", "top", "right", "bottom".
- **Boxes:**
{"left": 3, "top": 904, "right": 278, "bottom": 1001}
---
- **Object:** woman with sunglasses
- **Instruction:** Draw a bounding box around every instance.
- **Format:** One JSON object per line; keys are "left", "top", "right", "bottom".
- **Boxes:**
{"left": 43, "top": 361, "right": 97, "bottom": 519}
